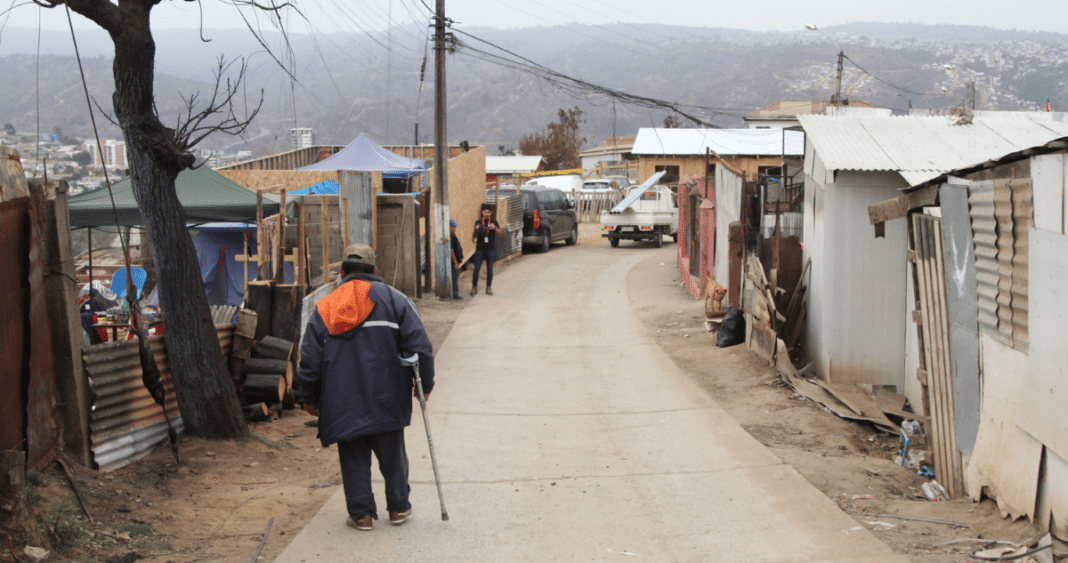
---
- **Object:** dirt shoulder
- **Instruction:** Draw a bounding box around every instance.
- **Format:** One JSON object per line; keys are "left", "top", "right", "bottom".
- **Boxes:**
{"left": 625, "top": 245, "right": 1041, "bottom": 563}
{"left": 17, "top": 239, "right": 1041, "bottom": 563}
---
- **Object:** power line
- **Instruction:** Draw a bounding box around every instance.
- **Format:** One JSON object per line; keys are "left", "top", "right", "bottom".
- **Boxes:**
{"left": 843, "top": 53, "right": 945, "bottom": 97}
{"left": 451, "top": 27, "right": 743, "bottom": 127}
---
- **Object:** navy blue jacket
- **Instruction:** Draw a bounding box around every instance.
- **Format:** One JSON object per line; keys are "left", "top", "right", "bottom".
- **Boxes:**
{"left": 297, "top": 273, "right": 435, "bottom": 446}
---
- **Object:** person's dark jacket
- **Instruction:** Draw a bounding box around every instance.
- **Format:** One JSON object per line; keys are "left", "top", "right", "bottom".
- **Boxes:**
{"left": 297, "top": 273, "right": 435, "bottom": 447}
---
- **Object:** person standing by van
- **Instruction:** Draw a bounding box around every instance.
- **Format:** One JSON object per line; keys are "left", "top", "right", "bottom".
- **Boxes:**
{"left": 471, "top": 204, "right": 502, "bottom": 296}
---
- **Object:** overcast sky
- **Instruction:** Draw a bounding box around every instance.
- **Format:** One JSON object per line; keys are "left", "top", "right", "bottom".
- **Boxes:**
{"left": 1, "top": 0, "right": 1066, "bottom": 35}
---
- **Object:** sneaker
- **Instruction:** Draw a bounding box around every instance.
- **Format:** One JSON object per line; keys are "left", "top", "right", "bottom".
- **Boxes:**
{"left": 389, "top": 508, "right": 412, "bottom": 525}
{"left": 347, "top": 515, "right": 373, "bottom": 531}
{"left": 452, "top": 294, "right": 463, "bottom": 300}
{"left": 486, "top": 287, "right": 493, "bottom": 295}
{"left": 470, "top": 287, "right": 477, "bottom": 296}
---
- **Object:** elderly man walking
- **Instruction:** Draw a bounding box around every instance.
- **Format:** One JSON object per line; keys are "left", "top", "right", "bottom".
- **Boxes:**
{"left": 297, "top": 244, "right": 435, "bottom": 531}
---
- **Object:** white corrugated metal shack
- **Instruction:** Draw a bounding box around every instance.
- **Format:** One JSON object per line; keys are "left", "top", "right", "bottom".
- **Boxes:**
{"left": 798, "top": 111, "right": 1068, "bottom": 424}
{"left": 869, "top": 133, "right": 1068, "bottom": 539}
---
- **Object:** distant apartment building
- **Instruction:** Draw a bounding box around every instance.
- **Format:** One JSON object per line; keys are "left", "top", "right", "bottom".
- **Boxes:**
{"left": 291, "top": 128, "right": 314, "bottom": 150}
{"left": 84, "top": 139, "right": 128, "bottom": 169}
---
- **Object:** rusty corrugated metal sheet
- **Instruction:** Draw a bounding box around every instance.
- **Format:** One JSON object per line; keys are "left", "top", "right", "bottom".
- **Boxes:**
{"left": 26, "top": 195, "right": 60, "bottom": 470}
{"left": 85, "top": 324, "right": 236, "bottom": 471}
{"left": 0, "top": 199, "right": 29, "bottom": 454}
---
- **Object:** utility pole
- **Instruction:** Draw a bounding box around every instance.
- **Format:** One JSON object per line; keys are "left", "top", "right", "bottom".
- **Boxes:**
{"left": 433, "top": 0, "right": 450, "bottom": 297}
{"left": 832, "top": 50, "right": 845, "bottom": 107}
{"left": 969, "top": 80, "right": 977, "bottom": 110}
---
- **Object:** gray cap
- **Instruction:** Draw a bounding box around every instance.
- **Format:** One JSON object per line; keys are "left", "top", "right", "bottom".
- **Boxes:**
{"left": 343, "top": 244, "right": 376, "bottom": 267}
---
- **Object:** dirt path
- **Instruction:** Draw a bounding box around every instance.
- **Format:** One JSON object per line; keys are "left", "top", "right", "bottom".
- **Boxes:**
{"left": 24, "top": 230, "right": 1040, "bottom": 563}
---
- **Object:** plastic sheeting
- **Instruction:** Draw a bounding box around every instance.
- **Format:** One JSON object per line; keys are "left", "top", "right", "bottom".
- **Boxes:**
{"left": 189, "top": 223, "right": 293, "bottom": 307}
{"left": 289, "top": 180, "right": 339, "bottom": 195}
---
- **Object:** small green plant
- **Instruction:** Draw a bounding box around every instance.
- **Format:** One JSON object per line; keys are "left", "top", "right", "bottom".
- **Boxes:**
{"left": 114, "top": 522, "right": 155, "bottom": 538}
{"left": 25, "top": 487, "right": 45, "bottom": 507}
{"left": 130, "top": 474, "right": 160, "bottom": 489}
{"left": 25, "top": 471, "right": 45, "bottom": 487}
{"left": 240, "top": 433, "right": 297, "bottom": 451}
{"left": 43, "top": 497, "right": 90, "bottom": 554}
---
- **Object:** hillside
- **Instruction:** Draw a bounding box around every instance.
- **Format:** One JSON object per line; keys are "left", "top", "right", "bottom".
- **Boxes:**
{"left": 1, "top": 22, "right": 1066, "bottom": 156}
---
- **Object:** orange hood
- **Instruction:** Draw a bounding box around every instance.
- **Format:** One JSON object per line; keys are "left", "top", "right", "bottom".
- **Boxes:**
{"left": 317, "top": 280, "right": 377, "bottom": 335}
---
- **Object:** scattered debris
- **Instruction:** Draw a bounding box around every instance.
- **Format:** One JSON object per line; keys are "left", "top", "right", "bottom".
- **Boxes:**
{"left": 865, "top": 521, "right": 897, "bottom": 529}
{"left": 23, "top": 546, "right": 49, "bottom": 562}
{"left": 921, "top": 481, "right": 949, "bottom": 502}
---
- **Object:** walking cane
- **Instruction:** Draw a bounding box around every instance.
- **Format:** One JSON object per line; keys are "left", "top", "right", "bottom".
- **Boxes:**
{"left": 400, "top": 353, "right": 449, "bottom": 521}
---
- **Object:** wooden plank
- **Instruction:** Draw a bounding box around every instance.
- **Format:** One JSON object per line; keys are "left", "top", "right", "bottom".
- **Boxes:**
{"left": 819, "top": 382, "right": 898, "bottom": 432}
{"left": 320, "top": 200, "right": 331, "bottom": 283}
{"left": 923, "top": 216, "right": 955, "bottom": 497}
{"left": 297, "top": 201, "right": 306, "bottom": 287}
{"left": 745, "top": 313, "right": 776, "bottom": 365}
{"left": 913, "top": 215, "right": 948, "bottom": 491}
{"left": 932, "top": 213, "right": 964, "bottom": 498}
{"left": 868, "top": 184, "right": 940, "bottom": 224}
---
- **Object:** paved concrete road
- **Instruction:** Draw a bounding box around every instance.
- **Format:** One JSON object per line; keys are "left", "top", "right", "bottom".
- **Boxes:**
{"left": 275, "top": 243, "right": 908, "bottom": 562}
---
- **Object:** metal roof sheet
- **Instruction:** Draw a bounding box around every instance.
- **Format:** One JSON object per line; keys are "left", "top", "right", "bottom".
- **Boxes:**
{"left": 632, "top": 128, "right": 804, "bottom": 156}
{"left": 485, "top": 155, "right": 545, "bottom": 174}
{"left": 799, "top": 112, "right": 1068, "bottom": 186}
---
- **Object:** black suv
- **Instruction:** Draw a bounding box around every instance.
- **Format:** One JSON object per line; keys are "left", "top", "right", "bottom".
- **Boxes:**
{"left": 520, "top": 185, "right": 579, "bottom": 252}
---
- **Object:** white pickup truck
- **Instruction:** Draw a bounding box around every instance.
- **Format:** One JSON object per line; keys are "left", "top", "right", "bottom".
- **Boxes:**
{"left": 601, "top": 183, "right": 678, "bottom": 248}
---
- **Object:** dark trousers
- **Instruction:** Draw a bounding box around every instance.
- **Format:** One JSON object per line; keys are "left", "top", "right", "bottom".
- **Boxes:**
{"left": 337, "top": 430, "right": 411, "bottom": 519}
{"left": 451, "top": 262, "right": 461, "bottom": 297}
{"left": 472, "top": 247, "right": 495, "bottom": 289}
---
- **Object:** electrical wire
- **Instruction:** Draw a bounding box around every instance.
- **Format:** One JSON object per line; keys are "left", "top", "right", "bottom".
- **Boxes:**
{"left": 843, "top": 53, "right": 945, "bottom": 98}
{"left": 450, "top": 28, "right": 741, "bottom": 127}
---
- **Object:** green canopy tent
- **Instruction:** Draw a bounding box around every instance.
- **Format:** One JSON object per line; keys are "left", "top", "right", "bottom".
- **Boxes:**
{"left": 69, "top": 166, "right": 280, "bottom": 309}
{"left": 69, "top": 165, "right": 279, "bottom": 228}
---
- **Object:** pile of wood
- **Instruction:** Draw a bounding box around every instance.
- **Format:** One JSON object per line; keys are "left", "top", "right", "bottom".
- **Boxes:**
{"left": 742, "top": 255, "right": 809, "bottom": 365}
{"left": 229, "top": 310, "right": 298, "bottom": 422}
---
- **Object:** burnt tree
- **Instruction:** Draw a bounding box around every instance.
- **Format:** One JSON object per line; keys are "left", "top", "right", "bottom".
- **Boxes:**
{"left": 38, "top": 0, "right": 293, "bottom": 438}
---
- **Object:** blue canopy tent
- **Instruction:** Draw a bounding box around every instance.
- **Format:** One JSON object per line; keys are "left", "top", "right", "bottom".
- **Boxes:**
{"left": 297, "top": 133, "right": 428, "bottom": 178}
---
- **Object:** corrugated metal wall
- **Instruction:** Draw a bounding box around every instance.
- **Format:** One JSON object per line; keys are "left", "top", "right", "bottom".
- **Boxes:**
{"left": 84, "top": 325, "right": 235, "bottom": 471}
{"left": 969, "top": 178, "right": 1031, "bottom": 350}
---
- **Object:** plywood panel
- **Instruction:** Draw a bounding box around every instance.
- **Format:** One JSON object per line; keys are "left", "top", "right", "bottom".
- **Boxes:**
{"left": 966, "top": 332, "right": 1042, "bottom": 520}
{"left": 1016, "top": 228, "right": 1068, "bottom": 461}
{"left": 217, "top": 170, "right": 337, "bottom": 192}
{"left": 1031, "top": 153, "right": 1065, "bottom": 234}
{"left": 1036, "top": 448, "right": 1068, "bottom": 539}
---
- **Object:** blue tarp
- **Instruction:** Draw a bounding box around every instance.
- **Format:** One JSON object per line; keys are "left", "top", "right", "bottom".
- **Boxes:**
{"left": 297, "top": 133, "right": 428, "bottom": 179}
{"left": 189, "top": 223, "right": 293, "bottom": 307}
{"left": 289, "top": 180, "right": 339, "bottom": 195}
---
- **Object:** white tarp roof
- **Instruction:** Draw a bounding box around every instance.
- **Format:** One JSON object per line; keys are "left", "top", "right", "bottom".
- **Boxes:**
{"left": 799, "top": 112, "right": 1068, "bottom": 186}
{"left": 486, "top": 155, "right": 545, "bottom": 174}
{"left": 632, "top": 128, "right": 805, "bottom": 157}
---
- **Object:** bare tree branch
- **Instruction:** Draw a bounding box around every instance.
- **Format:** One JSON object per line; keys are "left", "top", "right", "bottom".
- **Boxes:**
{"left": 171, "top": 56, "right": 264, "bottom": 150}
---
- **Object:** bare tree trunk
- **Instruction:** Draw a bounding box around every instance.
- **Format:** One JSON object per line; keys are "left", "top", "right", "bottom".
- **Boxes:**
{"left": 79, "top": 0, "right": 247, "bottom": 439}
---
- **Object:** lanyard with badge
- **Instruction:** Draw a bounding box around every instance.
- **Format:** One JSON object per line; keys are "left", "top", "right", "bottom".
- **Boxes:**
{"left": 482, "top": 219, "right": 490, "bottom": 243}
